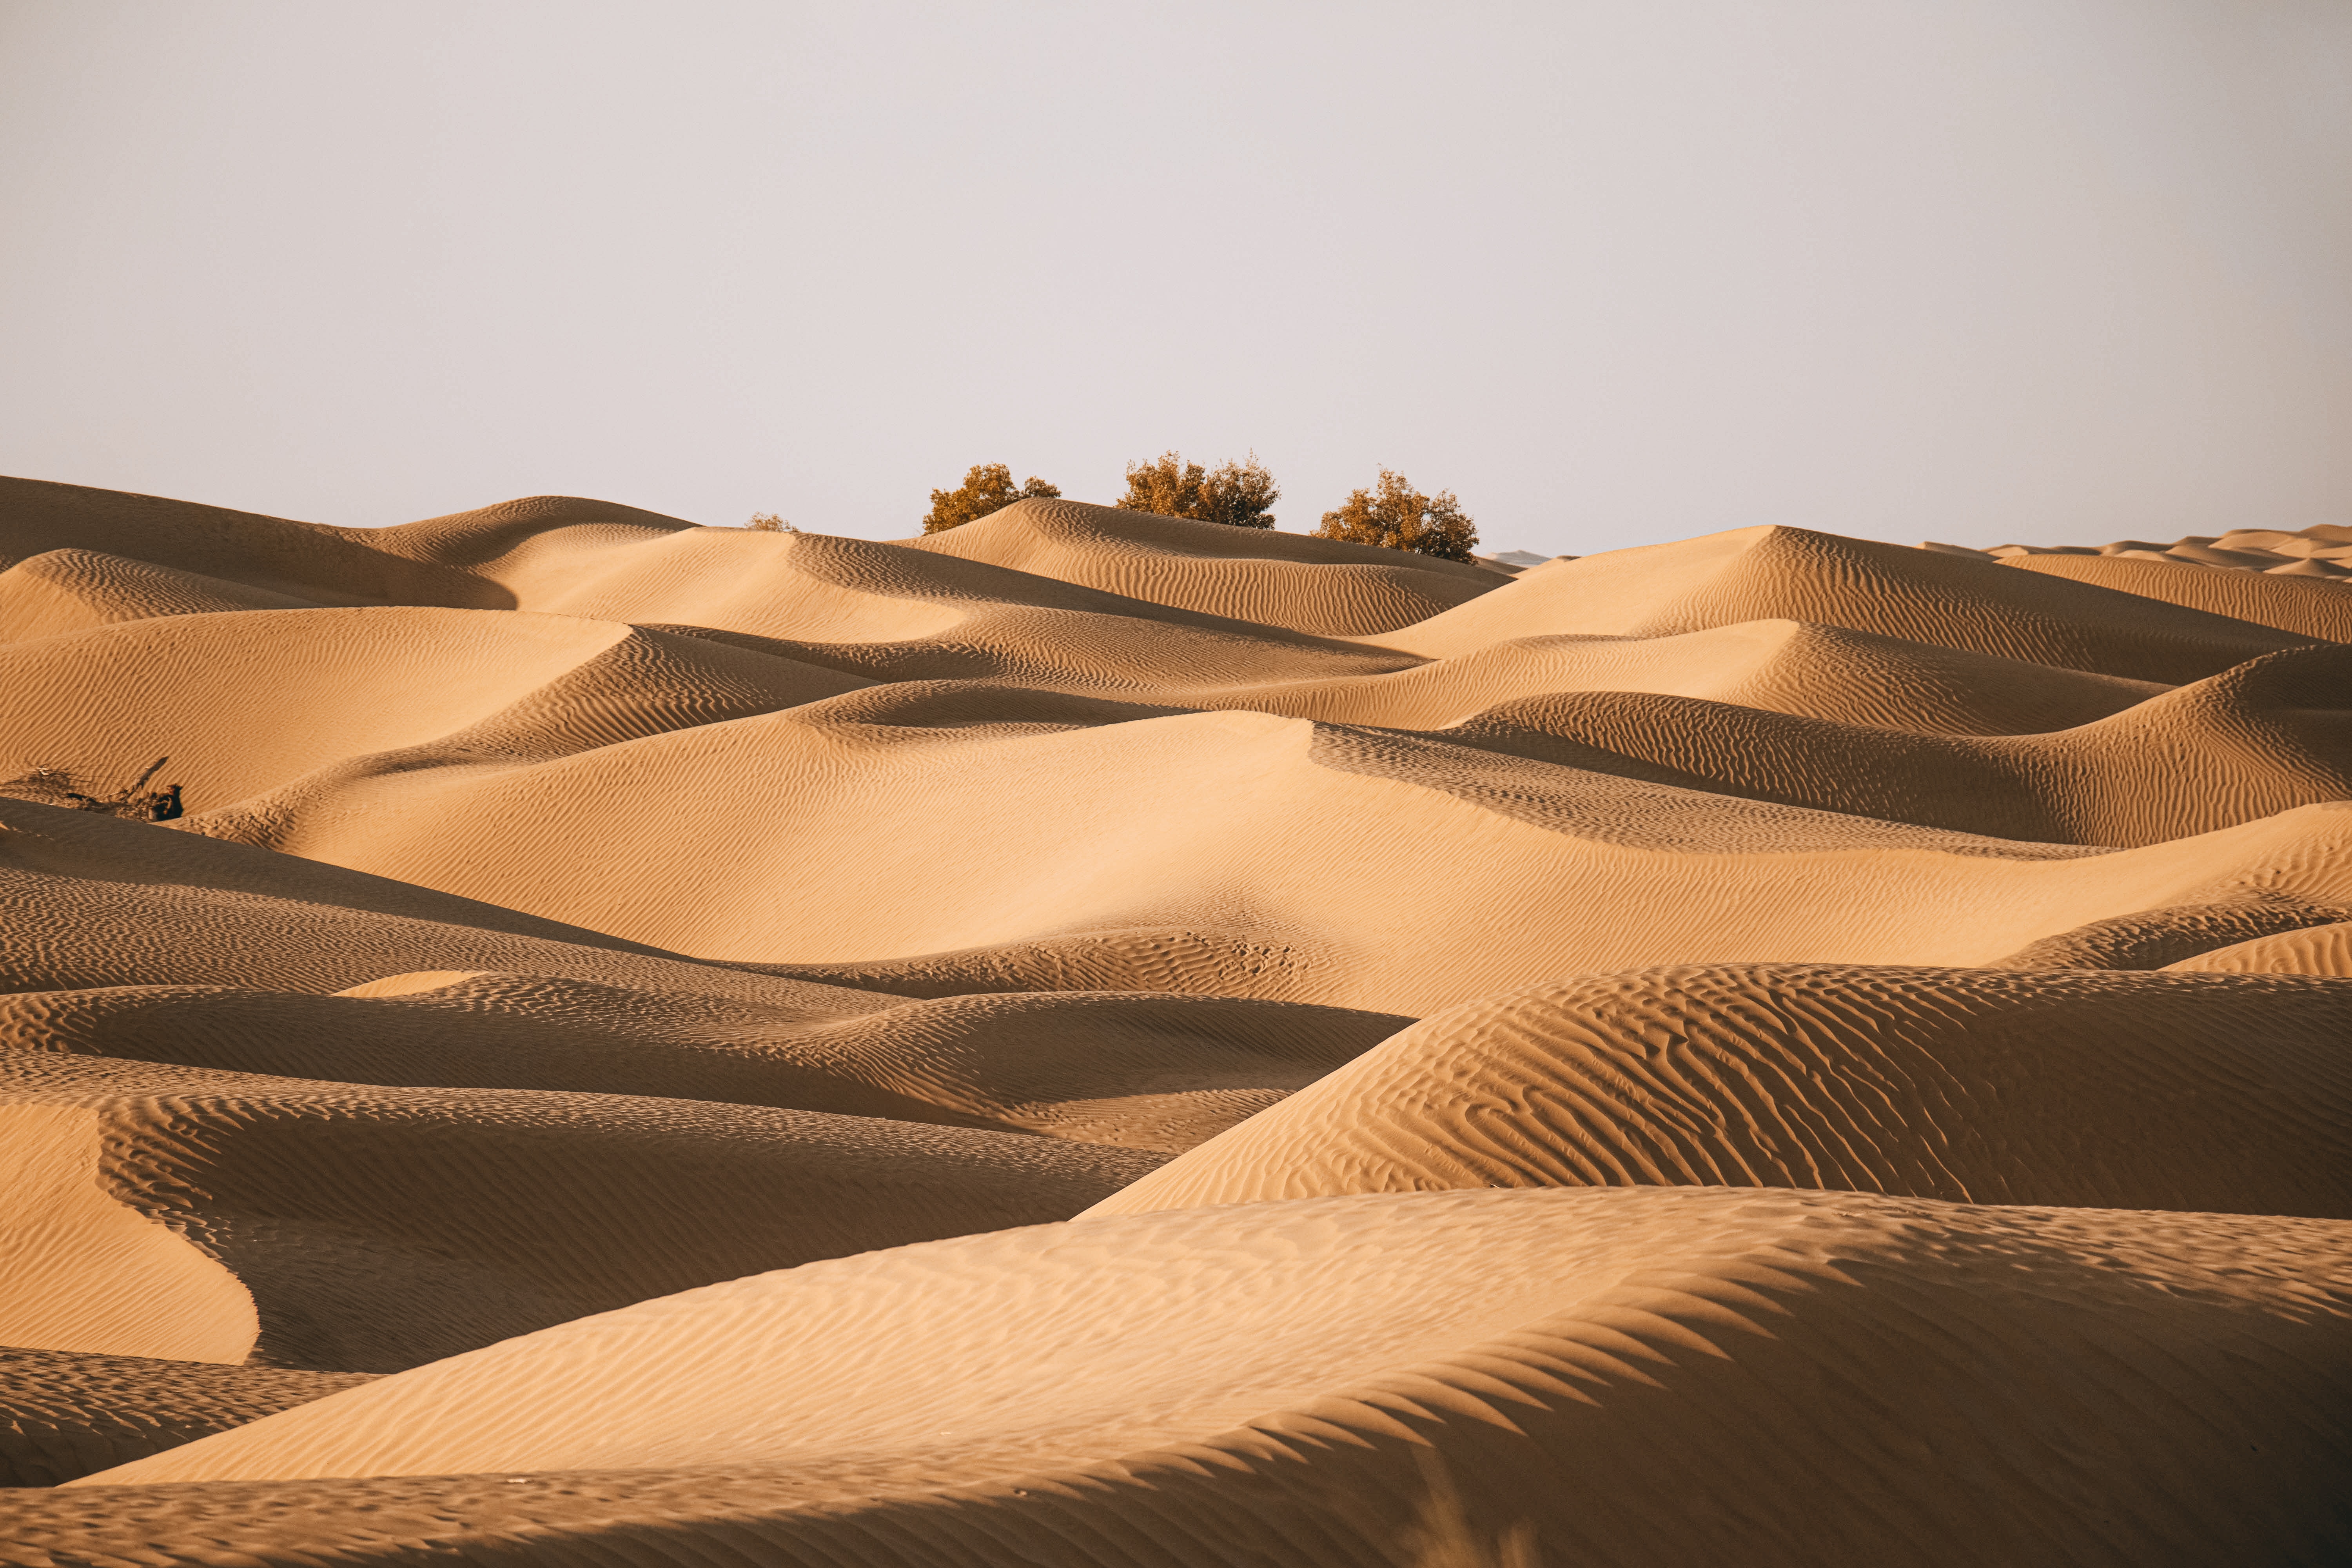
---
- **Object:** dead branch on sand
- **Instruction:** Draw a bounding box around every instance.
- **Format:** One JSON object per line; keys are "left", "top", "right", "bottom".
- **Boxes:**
{"left": 1, "top": 755, "right": 185, "bottom": 821}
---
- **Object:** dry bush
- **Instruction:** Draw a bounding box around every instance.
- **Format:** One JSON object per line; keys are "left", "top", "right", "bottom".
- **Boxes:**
{"left": 744, "top": 512, "right": 795, "bottom": 532}
{"left": 1315, "top": 470, "right": 1478, "bottom": 562}
{"left": 922, "top": 464, "right": 1063, "bottom": 533}
{"left": 2, "top": 756, "right": 183, "bottom": 821}
{"left": 1117, "top": 450, "right": 1279, "bottom": 528}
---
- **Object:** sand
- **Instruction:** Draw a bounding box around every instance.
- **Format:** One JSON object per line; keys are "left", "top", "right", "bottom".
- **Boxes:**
{"left": 0, "top": 1348, "right": 371, "bottom": 1487}
{"left": 3, "top": 474, "right": 2349, "bottom": 1562}
{"left": 2167, "top": 919, "right": 2352, "bottom": 976}
{"left": 1087, "top": 965, "right": 2352, "bottom": 1218}
{"left": 0, "top": 1051, "right": 1164, "bottom": 1375}
{"left": 38, "top": 1192, "right": 2352, "bottom": 1566}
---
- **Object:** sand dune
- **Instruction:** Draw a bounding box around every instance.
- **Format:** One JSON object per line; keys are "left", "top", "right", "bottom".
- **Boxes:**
{"left": 17, "top": 603, "right": 2336, "bottom": 867}
{"left": 0, "top": 549, "right": 315, "bottom": 642}
{"left": 2, "top": 976, "right": 1403, "bottom": 1151}
{"left": 0, "top": 478, "right": 1422, "bottom": 701}
{"left": 1991, "top": 895, "right": 2352, "bottom": 969}
{"left": 2002, "top": 549, "right": 2352, "bottom": 643}
{"left": 363, "top": 499, "right": 1445, "bottom": 701}
{"left": 5, "top": 475, "right": 2350, "bottom": 1562}
{"left": 379, "top": 495, "right": 1492, "bottom": 652}
{"left": 903, "top": 498, "right": 1504, "bottom": 635}
{"left": 0, "top": 796, "right": 876, "bottom": 1003}
{"left": 1427, "top": 642, "right": 2352, "bottom": 845}
{"left": 1089, "top": 964, "right": 2352, "bottom": 1218}
{"left": 0, "top": 1049, "right": 1160, "bottom": 1373}
{"left": 0, "top": 477, "right": 508, "bottom": 608}
{"left": 1974, "top": 522, "right": 2352, "bottom": 580}
{"left": 0, "top": 1101, "right": 254, "bottom": 1363}
{"left": 2167, "top": 920, "right": 2352, "bottom": 976}
{"left": 1375, "top": 523, "right": 2311, "bottom": 680}
{"left": 159, "top": 700, "right": 2352, "bottom": 1012}
{"left": 1186, "top": 617, "right": 2170, "bottom": 735}
{"left": 44, "top": 1189, "right": 2352, "bottom": 1568}
{"left": 0, "top": 1349, "right": 370, "bottom": 1486}
{"left": 348, "top": 492, "right": 713, "bottom": 572}
{"left": 20, "top": 692, "right": 2352, "bottom": 1020}
{"left": 2, "top": 804, "right": 1391, "bottom": 1154}
{"left": 0, "top": 608, "right": 870, "bottom": 809}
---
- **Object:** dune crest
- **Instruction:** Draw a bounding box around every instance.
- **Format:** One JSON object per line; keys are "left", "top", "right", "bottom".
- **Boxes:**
{"left": 0, "top": 549, "right": 316, "bottom": 641}
{"left": 903, "top": 498, "right": 1503, "bottom": 635}
{"left": 1374, "top": 523, "right": 2311, "bottom": 680}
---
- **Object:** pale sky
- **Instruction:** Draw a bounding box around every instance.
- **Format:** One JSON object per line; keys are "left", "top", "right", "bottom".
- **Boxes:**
{"left": 3, "top": 0, "right": 2347, "bottom": 558}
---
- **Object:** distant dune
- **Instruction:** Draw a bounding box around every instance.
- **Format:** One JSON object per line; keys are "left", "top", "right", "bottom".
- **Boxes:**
{"left": 3, "top": 474, "right": 2348, "bottom": 1564}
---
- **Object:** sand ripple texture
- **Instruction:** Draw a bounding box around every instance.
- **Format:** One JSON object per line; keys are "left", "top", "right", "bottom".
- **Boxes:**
{"left": 28, "top": 1190, "right": 2352, "bottom": 1568}
{"left": 0, "top": 1348, "right": 370, "bottom": 1486}
{"left": 5, "top": 475, "right": 2352, "bottom": 1563}
{"left": 1090, "top": 964, "right": 2352, "bottom": 1218}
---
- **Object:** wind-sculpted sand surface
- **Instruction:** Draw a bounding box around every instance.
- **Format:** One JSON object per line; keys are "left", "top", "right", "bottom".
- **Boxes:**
{"left": 1089, "top": 965, "right": 2352, "bottom": 1218}
{"left": 2, "top": 474, "right": 2348, "bottom": 1565}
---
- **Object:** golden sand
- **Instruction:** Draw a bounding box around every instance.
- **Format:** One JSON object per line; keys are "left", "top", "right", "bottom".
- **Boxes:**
{"left": 2, "top": 475, "right": 2347, "bottom": 1565}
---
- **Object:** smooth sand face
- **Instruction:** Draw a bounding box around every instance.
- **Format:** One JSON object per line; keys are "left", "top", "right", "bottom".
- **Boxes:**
{"left": 4, "top": 476, "right": 2350, "bottom": 1561}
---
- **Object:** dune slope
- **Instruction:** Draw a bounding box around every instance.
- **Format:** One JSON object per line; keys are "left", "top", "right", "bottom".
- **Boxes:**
{"left": 1089, "top": 964, "right": 2352, "bottom": 1218}
{"left": 168, "top": 700, "right": 2352, "bottom": 1012}
{"left": 0, "top": 1349, "right": 370, "bottom": 1486}
{"left": 1429, "top": 642, "right": 2352, "bottom": 845}
{"left": 2, "top": 977, "right": 1405, "bottom": 1152}
{"left": 0, "top": 1049, "right": 1162, "bottom": 1373}
{"left": 42, "top": 1189, "right": 2352, "bottom": 1568}
{"left": 2006, "top": 550, "right": 2352, "bottom": 643}
{"left": 0, "top": 608, "right": 870, "bottom": 810}
{"left": 902, "top": 498, "right": 1503, "bottom": 635}
{"left": 2167, "top": 920, "right": 2352, "bottom": 976}
{"left": 0, "top": 549, "right": 316, "bottom": 641}
{"left": 1377, "top": 523, "right": 2312, "bottom": 681}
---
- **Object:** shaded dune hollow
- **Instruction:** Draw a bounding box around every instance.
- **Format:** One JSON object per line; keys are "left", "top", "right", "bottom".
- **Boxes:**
{"left": 3, "top": 474, "right": 2351, "bottom": 1565}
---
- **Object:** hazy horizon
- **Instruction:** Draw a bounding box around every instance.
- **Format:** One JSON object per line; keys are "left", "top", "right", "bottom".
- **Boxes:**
{"left": 4, "top": 0, "right": 2348, "bottom": 558}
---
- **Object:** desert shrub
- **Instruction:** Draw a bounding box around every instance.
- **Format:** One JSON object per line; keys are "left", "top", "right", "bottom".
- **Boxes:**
{"left": 921, "top": 464, "right": 1063, "bottom": 533}
{"left": 744, "top": 512, "right": 794, "bottom": 532}
{"left": 2, "top": 756, "right": 183, "bottom": 820}
{"left": 1116, "top": 451, "right": 1278, "bottom": 529}
{"left": 1314, "top": 469, "right": 1478, "bottom": 561}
